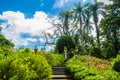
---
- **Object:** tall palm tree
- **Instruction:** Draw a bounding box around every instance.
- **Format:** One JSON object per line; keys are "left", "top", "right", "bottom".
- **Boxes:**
{"left": 87, "top": 0, "right": 105, "bottom": 47}
{"left": 59, "top": 10, "right": 73, "bottom": 36}
{"left": 82, "top": 6, "right": 93, "bottom": 45}
{"left": 73, "top": 2, "right": 83, "bottom": 43}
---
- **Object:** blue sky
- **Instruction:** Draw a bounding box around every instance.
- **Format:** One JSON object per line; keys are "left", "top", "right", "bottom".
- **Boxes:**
{"left": 0, "top": 0, "right": 111, "bottom": 50}
{"left": 0, "top": 0, "right": 87, "bottom": 17}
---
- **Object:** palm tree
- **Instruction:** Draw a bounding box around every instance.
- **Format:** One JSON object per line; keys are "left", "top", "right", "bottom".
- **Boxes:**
{"left": 73, "top": 2, "right": 83, "bottom": 43}
{"left": 87, "top": 0, "right": 105, "bottom": 47}
{"left": 59, "top": 10, "right": 73, "bottom": 36}
{"left": 82, "top": 6, "right": 93, "bottom": 45}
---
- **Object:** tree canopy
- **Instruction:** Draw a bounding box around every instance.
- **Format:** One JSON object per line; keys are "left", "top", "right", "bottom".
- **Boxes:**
{"left": 0, "top": 34, "right": 14, "bottom": 48}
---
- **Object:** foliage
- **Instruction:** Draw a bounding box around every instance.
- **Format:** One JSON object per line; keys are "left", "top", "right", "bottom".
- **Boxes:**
{"left": 55, "top": 36, "right": 75, "bottom": 54}
{"left": 66, "top": 57, "right": 102, "bottom": 80}
{"left": 49, "top": 0, "right": 119, "bottom": 60}
{"left": 77, "top": 45, "right": 87, "bottom": 55}
{"left": 88, "top": 0, "right": 105, "bottom": 47}
{"left": 0, "top": 47, "right": 14, "bottom": 56}
{"left": 66, "top": 55, "right": 120, "bottom": 80}
{"left": 0, "top": 34, "right": 14, "bottom": 48}
{"left": 0, "top": 53, "right": 52, "bottom": 80}
{"left": 43, "top": 52, "right": 64, "bottom": 67}
{"left": 112, "top": 55, "right": 120, "bottom": 72}
{"left": 90, "top": 45, "right": 103, "bottom": 58}
{"left": 0, "top": 34, "right": 14, "bottom": 56}
{"left": 100, "top": 0, "right": 120, "bottom": 58}
{"left": 19, "top": 48, "right": 33, "bottom": 54}
{"left": 0, "top": 54, "right": 4, "bottom": 60}
{"left": 59, "top": 10, "right": 73, "bottom": 36}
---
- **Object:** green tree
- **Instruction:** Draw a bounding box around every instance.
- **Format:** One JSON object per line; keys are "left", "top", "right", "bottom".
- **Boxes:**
{"left": 0, "top": 34, "right": 14, "bottom": 48}
{"left": 100, "top": 0, "right": 120, "bottom": 58}
{"left": 87, "top": 0, "right": 105, "bottom": 47}
{"left": 73, "top": 2, "right": 83, "bottom": 43}
{"left": 55, "top": 36, "right": 75, "bottom": 54}
{"left": 82, "top": 4, "right": 93, "bottom": 45}
{"left": 59, "top": 10, "right": 73, "bottom": 36}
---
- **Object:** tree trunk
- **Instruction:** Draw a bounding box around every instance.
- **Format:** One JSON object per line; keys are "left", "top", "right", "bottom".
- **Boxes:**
{"left": 93, "top": 14, "right": 100, "bottom": 47}
{"left": 79, "top": 13, "right": 83, "bottom": 44}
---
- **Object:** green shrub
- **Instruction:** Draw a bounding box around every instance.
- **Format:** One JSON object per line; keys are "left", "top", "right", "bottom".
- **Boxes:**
{"left": 0, "top": 54, "right": 4, "bottom": 60}
{"left": 44, "top": 52, "right": 64, "bottom": 66}
{"left": 66, "top": 56, "right": 120, "bottom": 80}
{"left": 74, "top": 69, "right": 98, "bottom": 80}
{"left": 66, "top": 57, "right": 101, "bottom": 80}
{"left": 0, "top": 53, "right": 52, "bottom": 80}
{"left": 84, "top": 75, "right": 103, "bottom": 80}
{"left": 103, "top": 70, "right": 120, "bottom": 80}
{"left": 113, "top": 55, "right": 120, "bottom": 72}
{"left": 0, "top": 47, "right": 14, "bottom": 56}
{"left": 19, "top": 48, "right": 33, "bottom": 54}
{"left": 90, "top": 45, "right": 103, "bottom": 58}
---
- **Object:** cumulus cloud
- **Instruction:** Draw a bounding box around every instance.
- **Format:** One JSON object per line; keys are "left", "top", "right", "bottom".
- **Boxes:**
{"left": 0, "top": 11, "right": 54, "bottom": 47}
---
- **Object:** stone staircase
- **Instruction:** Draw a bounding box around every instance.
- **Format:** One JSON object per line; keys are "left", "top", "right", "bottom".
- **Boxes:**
{"left": 52, "top": 60, "right": 73, "bottom": 80}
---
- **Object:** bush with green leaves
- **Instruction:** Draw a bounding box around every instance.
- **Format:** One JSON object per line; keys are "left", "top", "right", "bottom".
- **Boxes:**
{"left": 44, "top": 52, "right": 64, "bottom": 67}
{"left": 66, "top": 56, "right": 120, "bottom": 80}
{"left": 112, "top": 54, "right": 120, "bottom": 72}
{"left": 65, "top": 58, "right": 102, "bottom": 80}
{"left": 0, "top": 54, "right": 4, "bottom": 60}
{"left": 18, "top": 48, "right": 33, "bottom": 54}
{"left": 0, "top": 47, "right": 14, "bottom": 56}
{"left": 102, "top": 70, "right": 120, "bottom": 80}
{"left": 0, "top": 53, "right": 52, "bottom": 80}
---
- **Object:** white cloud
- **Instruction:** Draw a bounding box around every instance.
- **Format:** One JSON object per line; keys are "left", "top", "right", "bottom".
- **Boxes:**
{"left": 53, "top": 0, "right": 84, "bottom": 9}
{"left": 98, "top": 0, "right": 113, "bottom": 5}
{"left": 83, "top": 0, "right": 86, "bottom": 2}
{"left": 53, "top": 0, "right": 69, "bottom": 8}
{"left": 39, "top": 38, "right": 46, "bottom": 43}
{"left": 53, "top": 0, "right": 112, "bottom": 9}
{"left": 0, "top": 11, "right": 54, "bottom": 47}
{"left": 26, "top": 38, "right": 37, "bottom": 42}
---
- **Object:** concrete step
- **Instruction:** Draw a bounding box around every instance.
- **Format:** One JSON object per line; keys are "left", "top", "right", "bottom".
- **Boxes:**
{"left": 52, "top": 79, "right": 73, "bottom": 80}
{"left": 52, "top": 59, "right": 73, "bottom": 79}
{"left": 53, "top": 71, "right": 66, "bottom": 75}
{"left": 52, "top": 75, "right": 72, "bottom": 79}
{"left": 52, "top": 67, "right": 68, "bottom": 75}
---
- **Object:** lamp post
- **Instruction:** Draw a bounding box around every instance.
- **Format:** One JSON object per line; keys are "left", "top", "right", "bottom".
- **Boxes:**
{"left": 64, "top": 47, "right": 67, "bottom": 60}
{"left": 74, "top": 47, "right": 78, "bottom": 60}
